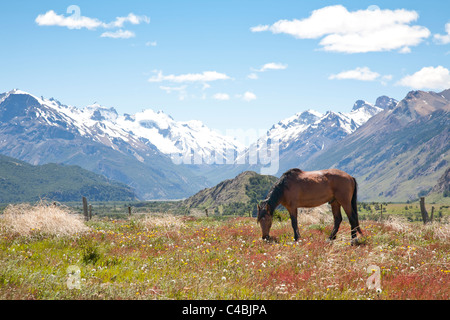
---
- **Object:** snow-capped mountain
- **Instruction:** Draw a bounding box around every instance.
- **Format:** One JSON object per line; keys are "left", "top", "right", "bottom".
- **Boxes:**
{"left": 260, "top": 98, "right": 386, "bottom": 149}
{"left": 0, "top": 89, "right": 243, "bottom": 164}
{"left": 302, "top": 89, "right": 449, "bottom": 201}
{"left": 0, "top": 88, "right": 399, "bottom": 198}
{"left": 244, "top": 96, "right": 396, "bottom": 175}
{"left": 0, "top": 89, "right": 238, "bottom": 199}
{"left": 116, "top": 109, "right": 244, "bottom": 162}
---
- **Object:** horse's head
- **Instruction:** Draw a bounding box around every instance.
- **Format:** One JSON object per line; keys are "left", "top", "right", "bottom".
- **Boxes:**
{"left": 257, "top": 202, "right": 273, "bottom": 241}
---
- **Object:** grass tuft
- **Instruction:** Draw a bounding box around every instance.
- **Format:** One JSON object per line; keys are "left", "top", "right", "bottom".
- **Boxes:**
{"left": 0, "top": 201, "right": 89, "bottom": 237}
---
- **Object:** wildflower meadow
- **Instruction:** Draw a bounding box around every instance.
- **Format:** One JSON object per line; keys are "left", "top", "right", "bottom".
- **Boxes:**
{"left": 0, "top": 202, "right": 448, "bottom": 300}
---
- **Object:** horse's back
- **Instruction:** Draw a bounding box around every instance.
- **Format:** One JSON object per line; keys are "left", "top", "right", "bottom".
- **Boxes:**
{"left": 321, "top": 168, "right": 354, "bottom": 181}
{"left": 295, "top": 168, "right": 353, "bottom": 183}
{"left": 292, "top": 168, "right": 355, "bottom": 204}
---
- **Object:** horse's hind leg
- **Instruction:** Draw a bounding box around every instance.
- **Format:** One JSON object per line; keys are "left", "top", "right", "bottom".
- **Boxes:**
{"left": 342, "top": 202, "right": 358, "bottom": 241}
{"left": 329, "top": 201, "right": 342, "bottom": 241}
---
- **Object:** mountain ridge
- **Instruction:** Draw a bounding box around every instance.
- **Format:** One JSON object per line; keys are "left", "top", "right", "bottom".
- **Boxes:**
{"left": 244, "top": 95, "right": 394, "bottom": 176}
{"left": 1, "top": 87, "right": 446, "bottom": 202}
{"left": 303, "top": 89, "right": 450, "bottom": 201}
{"left": 0, "top": 89, "right": 209, "bottom": 199}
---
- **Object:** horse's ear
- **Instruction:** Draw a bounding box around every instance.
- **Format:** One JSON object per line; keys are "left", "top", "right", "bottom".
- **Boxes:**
{"left": 257, "top": 203, "right": 260, "bottom": 211}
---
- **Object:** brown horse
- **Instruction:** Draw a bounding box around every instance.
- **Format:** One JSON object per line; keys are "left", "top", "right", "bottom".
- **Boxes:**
{"left": 257, "top": 168, "right": 362, "bottom": 242}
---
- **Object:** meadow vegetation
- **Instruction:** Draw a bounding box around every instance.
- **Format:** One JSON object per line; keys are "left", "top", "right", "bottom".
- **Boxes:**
{"left": 0, "top": 202, "right": 448, "bottom": 300}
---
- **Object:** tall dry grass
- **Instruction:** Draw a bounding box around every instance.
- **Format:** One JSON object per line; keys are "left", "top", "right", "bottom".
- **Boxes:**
{"left": 297, "top": 204, "right": 333, "bottom": 225}
{"left": 0, "top": 202, "right": 89, "bottom": 237}
{"left": 383, "top": 215, "right": 450, "bottom": 241}
{"left": 140, "top": 213, "right": 186, "bottom": 232}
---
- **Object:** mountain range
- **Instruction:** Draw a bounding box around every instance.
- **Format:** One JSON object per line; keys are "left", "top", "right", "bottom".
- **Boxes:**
{"left": 0, "top": 88, "right": 447, "bottom": 202}
{"left": 247, "top": 96, "right": 397, "bottom": 175}
{"left": 303, "top": 89, "right": 450, "bottom": 201}
{"left": 0, "top": 89, "right": 214, "bottom": 200}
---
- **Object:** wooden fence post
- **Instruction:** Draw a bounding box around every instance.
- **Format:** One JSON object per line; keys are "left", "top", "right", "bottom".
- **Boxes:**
{"left": 419, "top": 197, "right": 430, "bottom": 224}
{"left": 82, "top": 197, "right": 88, "bottom": 221}
{"left": 128, "top": 206, "right": 132, "bottom": 217}
{"left": 88, "top": 205, "right": 92, "bottom": 221}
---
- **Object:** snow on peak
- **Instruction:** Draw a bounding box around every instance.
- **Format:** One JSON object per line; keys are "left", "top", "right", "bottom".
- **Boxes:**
{"left": 305, "top": 109, "right": 323, "bottom": 118}
{"left": 116, "top": 108, "right": 243, "bottom": 156}
{"left": 2, "top": 89, "right": 44, "bottom": 105}
{"left": 265, "top": 109, "right": 323, "bottom": 145}
{"left": 9, "top": 89, "right": 30, "bottom": 95}
{"left": 260, "top": 97, "right": 388, "bottom": 150}
{"left": 346, "top": 101, "right": 383, "bottom": 127}
{"left": 2, "top": 89, "right": 244, "bottom": 160}
{"left": 84, "top": 104, "right": 119, "bottom": 122}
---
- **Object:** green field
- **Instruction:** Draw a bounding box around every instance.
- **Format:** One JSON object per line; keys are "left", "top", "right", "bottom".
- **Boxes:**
{"left": 357, "top": 201, "right": 450, "bottom": 222}
{"left": 0, "top": 201, "right": 449, "bottom": 300}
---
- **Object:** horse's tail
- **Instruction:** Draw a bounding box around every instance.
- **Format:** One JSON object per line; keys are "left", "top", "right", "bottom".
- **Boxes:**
{"left": 351, "top": 177, "right": 363, "bottom": 235}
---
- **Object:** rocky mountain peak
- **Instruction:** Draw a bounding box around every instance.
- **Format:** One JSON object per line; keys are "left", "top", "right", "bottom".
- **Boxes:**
{"left": 352, "top": 100, "right": 372, "bottom": 111}
{"left": 375, "top": 96, "right": 398, "bottom": 110}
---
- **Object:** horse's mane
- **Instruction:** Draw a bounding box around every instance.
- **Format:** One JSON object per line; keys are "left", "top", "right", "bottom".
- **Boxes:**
{"left": 259, "top": 168, "right": 302, "bottom": 218}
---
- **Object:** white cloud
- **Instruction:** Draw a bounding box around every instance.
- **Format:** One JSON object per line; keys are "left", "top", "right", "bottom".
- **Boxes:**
{"left": 396, "top": 66, "right": 450, "bottom": 90}
{"left": 380, "top": 75, "right": 393, "bottom": 86}
{"left": 251, "top": 5, "right": 430, "bottom": 53}
{"left": 35, "top": 8, "right": 149, "bottom": 38}
{"left": 434, "top": 22, "right": 450, "bottom": 45}
{"left": 329, "top": 67, "right": 381, "bottom": 81}
{"left": 159, "top": 85, "right": 188, "bottom": 100}
{"left": 35, "top": 10, "right": 103, "bottom": 30}
{"left": 212, "top": 93, "right": 230, "bottom": 100}
{"left": 159, "top": 85, "right": 187, "bottom": 93}
{"left": 398, "top": 46, "right": 412, "bottom": 54}
{"left": 329, "top": 67, "right": 393, "bottom": 85}
{"left": 248, "top": 62, "right": 287, "bottom": 79}
{"left": 106, "top": 13, "right": 150, "bottom": 28}
{"left": 101, "top": 29, "right": 135, "bottom": 39}
{"left": 148, "top": 70, "right": 231, "bottom": 83}
{"left": 250, "top": 25, "right": 269, "bottom": 32}
{"left": 146, "top": 41, "right": 157, "bottom": 47}
{"left": 242, "top": 91, "right": 257, "bottom": 102}
{"left": 256, "top": 62, "right": 288, "bottom": 72}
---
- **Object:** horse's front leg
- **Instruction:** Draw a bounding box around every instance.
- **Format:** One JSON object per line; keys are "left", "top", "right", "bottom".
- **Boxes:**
{"left": 289, "top": 209, "right": 300, "bottom": 241}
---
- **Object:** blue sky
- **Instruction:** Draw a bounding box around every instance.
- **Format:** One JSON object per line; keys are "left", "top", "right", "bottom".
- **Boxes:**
{"left": 1, "top": 0, "right": 449, "bottom": 134}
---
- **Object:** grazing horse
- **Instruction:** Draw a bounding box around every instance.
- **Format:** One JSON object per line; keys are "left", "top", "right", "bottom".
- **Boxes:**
{"left": 257, "top": 168, "right": 362, "bottom": 242}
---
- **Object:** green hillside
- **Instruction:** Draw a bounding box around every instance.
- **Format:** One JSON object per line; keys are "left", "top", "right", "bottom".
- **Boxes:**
{"left": 183, "top": 171, "right": 278, "bottom": 216}
{"left": 0, "top": 154, "right": 138, "bottom": 203}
